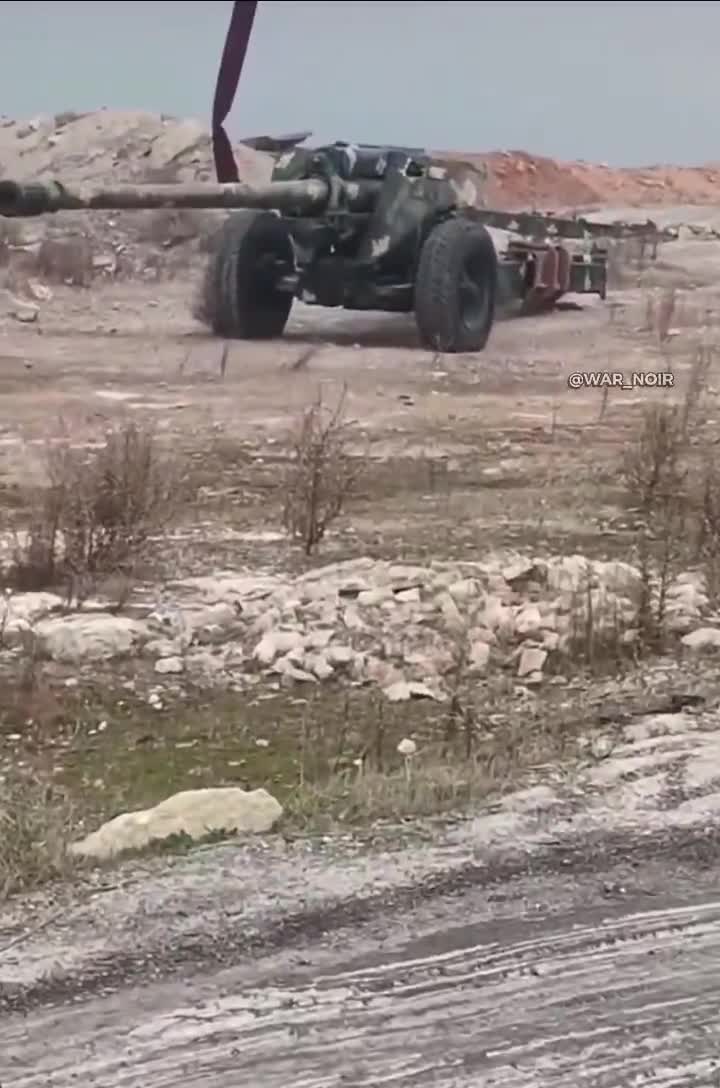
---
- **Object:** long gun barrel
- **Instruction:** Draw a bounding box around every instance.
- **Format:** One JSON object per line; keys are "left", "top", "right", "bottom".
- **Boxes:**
{"left": 0, "top": 176, "right": 674, "bottom": 246}
{"left": 0, "top": 177, "right": 340, "bottom": 218}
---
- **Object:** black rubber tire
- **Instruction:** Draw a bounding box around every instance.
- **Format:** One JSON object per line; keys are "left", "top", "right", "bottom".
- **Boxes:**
{"left": 414, "top": 218, "right": 498, "bottom": 353}
{"left": 202, "top": 210, "right": 294, "bottom": 339}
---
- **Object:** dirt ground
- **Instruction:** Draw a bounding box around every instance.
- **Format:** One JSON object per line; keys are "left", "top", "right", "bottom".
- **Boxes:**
{"left": 0, "top": 209, "right": 717, "bottom": 832}
{"left": 4, "top": 196, "right": 720, "bottom": 1084}
{"left": 0, "top": 229, "right": 716, "bottom": 563}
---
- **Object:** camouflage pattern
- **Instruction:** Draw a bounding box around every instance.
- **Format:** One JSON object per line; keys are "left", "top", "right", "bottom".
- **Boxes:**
{"left": 0, "top": 141, "right": 673, "bottom": 326}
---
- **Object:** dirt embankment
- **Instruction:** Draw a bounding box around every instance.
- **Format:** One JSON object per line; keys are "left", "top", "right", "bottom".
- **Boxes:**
{"left": 453, "top": 149, "right": 720, "bottom": 211}
{"left": 3, "top": 108, "right": 720, "bottom": 213}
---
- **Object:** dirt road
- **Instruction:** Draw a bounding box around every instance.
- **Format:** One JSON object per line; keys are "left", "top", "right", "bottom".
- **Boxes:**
{"left": 4, "top": 821, "right": 720, "bottom": 1088}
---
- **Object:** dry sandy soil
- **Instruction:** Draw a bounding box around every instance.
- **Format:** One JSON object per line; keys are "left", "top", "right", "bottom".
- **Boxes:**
{"left": 2, "top": 112, "right": 720, "bottom": 1086}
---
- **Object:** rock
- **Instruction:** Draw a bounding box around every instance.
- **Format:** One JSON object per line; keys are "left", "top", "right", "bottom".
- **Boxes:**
{"left": 467, "top": 638, "right": 491, "bottom": 673}
{"left": 0, "top": 591, "right": 64, "bottom": 644}
{"left": 514, "top": 604, "right": 543, "bottom": 637}
{"left": 35, "top": 613, "right": 149, "bottom": 663}
{"left": 395, "top": 587, "right": 421, "bottom": 604}
{"left": 273, "top": 654, "right": 316, "bottom": 683}
{"left": 518, "top": 646, "right": 547, "bottom": 677}
{"left": 364, "top": 657, "right": 405, "bottom": 688}
{"left": 326, "top": 644, "right": 355, "bottom": 666}
{"left": 250, "top": 608, "right": 281, "bottom": 636}
{"left": 545, "top": 555, "right": 593, "bottom": 594}
{"left": 403, "top": 645, "right": 450, "bottom": 676}
{"left": 304, "top": 628, "right": 334, "bottom": 650}
{"left": 145, "top": 637, "right": 182, "bottom": 658}
{"left": 448, "top": 579, "right": 479, "bottom": 602}
{"left": 305, "top": 652, "right": 334, "bottom": 680}
{"left": 438, "top": 592, "right": 465, "bottom": 632}
{"left": 681, "top": 627, "right": 720, "bottom": 651}
{"left": 154, "top": 655, "right": 184, "bottom": 675}
{"left": 68, "top": 786, "right": 283, "bottom": 861}
{"left": 186, "top": 650, "right": 227, "bottom": 680}
{"left": 254, "top": 629, "right": 304, "bottom": 665}
{"left": 26, "top": 279, "right": 52, "bottom": 302}
{"left": 342, "top": 604, "right": 366, "bottom": 631}
{"left": 388, "top": 563, "right": 428, "bottom": 584}
{"left": 9, "top": 300, "right": 39, "bottom": 323}
{"left": 478, "top": 596, "right": 515, "bottom": 638}
{"left": 600, "top": 560, "right": 641, "bottom": 595}
{"left": 92, "top": 253, "right": 117, "bottom": 274}
{"left": 665, "top": 578, "right": 709, "bottom": 633}
{"left": 383, "top": 679, "right": 441, "bottom": 702}
{"left": 502, "top": 559, "right": 544, "bottom": 586}
{"left": 191, "top": 601, "right": 238, "bottom": 630}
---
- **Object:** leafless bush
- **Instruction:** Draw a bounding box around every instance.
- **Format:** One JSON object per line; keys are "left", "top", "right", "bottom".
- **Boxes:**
{"left": 694, "top": 455, "right": 720, "bottom": 604}
{"left": 35, "top": 236, "right": 94, "bottom": 286}
{"left": 8, "top": 421, "right": 193, "bottom": 601}
{"left": 607, "top": 235, "right": 656, "bottom": 289}
{"left": 0, "top": 776, "right": 76, "bottom": 898}
{"left": 621, "top": 400, "right": 690, "bottom": 643}
{"left": 281, "top": 386, "right": 367, "bottom": 555}
{"left": 617, "top": 344, "right": 720, "bottom": 640}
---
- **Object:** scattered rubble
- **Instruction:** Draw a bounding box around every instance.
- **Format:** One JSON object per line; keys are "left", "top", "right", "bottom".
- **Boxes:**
{"left": 2, "top": 553, "right": 716, "bottom": 700}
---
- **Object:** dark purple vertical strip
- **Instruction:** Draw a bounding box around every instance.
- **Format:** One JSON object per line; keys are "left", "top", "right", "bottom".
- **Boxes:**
{"left": 212, "top": 0, "right": 259, "bottom": 183}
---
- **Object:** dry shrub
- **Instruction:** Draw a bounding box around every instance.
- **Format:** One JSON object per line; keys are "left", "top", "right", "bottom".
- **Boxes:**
{"left": 643, "top": 287, "right": 679, "bottom": 343}
{"left": 281, "top": 386, "right": 367, "bottom": 555}
{"left": 35, "top": 236, "right": 94, "bottom": 287}
{"left": 619, "top": 346, "right": 720, "bottom": 632}
{"left": 9, "top": 421, "right": 192, "bottom": 601}
{"left": 693, "top": 457, "right": 720, "bottom": 602}
{"left": 607, "top": 235, "right": 656, "bottom": 289}
{"left": 623, "top": 401, "right": 691, "bottom": 644}
{"left": 0, "top": 776, "right": 76, "bottom": 898}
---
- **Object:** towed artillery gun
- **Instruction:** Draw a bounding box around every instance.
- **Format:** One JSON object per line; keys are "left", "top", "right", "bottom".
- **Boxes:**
{"left": 0, "top": 141, "right": 667, "bottom": 353}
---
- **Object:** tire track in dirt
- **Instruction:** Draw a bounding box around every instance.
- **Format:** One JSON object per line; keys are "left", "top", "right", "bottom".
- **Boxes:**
{"left": 5, "top": 896, "right": 720, "bottom": 1087}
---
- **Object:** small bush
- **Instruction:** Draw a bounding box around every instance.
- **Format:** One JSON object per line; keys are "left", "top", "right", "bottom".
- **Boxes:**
{"left": 8, "top": 421, "right": 193, "bottom": 600}
{"left": 617, "top": 345, "right": 720, "bottom": 642}
{"left": 35, "top": 236, "right": 94, "bottom": 287}
{"left": 281, "top": 386, "right": 367, "bottom": 555}
{"left": 0, "top": 777, "right": 75, "bottom": 898}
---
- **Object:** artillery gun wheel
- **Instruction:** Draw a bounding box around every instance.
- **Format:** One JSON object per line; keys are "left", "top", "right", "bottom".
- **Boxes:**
{"left": 203, "top": 210, "right": 294, "bottom": 339}
{"left": 414, "top": 218, "right": 497, "bottom": 353}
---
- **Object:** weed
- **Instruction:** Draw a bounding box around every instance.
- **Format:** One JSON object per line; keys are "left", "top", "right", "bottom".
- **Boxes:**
{"left": 0, "top": 776, "right": 75, "bottom": 898}
{"left": 7, "top": 421, "right": 193, "bottom": 602}
{"left": 281, "top": 385, "right": 368, "bottom": 555}
{"left": 35, "top": 236, "right": 94, "bottom": 287}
